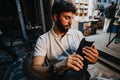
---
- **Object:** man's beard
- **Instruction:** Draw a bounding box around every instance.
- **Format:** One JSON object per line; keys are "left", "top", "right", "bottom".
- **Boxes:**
{"left": 56, "top": 19, "right": 70, "bottom": 33}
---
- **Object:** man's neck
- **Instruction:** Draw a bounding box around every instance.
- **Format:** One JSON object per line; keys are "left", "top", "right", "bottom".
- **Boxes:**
{"left": 53, "top": 26, "right": 66, "bottom": 37}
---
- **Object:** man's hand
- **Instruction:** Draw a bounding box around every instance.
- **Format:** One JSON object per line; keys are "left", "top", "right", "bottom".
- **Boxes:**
{"left": 55, "top": 54, "right": 84, "bottom": 71}
{"left": 82, "top": 45, "right": 99, "bottom": 64}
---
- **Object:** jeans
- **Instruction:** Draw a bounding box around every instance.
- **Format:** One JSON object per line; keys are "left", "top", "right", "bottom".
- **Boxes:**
{"left": 46, "top": 69, "right": 90, "bottom": 80}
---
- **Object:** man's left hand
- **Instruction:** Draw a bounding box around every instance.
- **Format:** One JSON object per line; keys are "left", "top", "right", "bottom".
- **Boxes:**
{"left": 82, "top": 45, "right": 99, "bottom": 64}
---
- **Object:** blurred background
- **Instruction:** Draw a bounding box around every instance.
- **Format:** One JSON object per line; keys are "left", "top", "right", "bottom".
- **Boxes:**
{"left": 0, "top": 0, "right": 120, "bottom": 80}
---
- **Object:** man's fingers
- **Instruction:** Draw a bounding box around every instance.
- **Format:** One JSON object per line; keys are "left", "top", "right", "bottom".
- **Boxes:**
{"left": 67, "top": 62, "right": 82, "bottom": 71}
{"left": 73, "top": 54, "right": 84, "bottom": 61}
{"left": 66, "top": 54, "right": 84, "bottom": 71}
{"left": 82, "top": 46, "right": 99, "bottom": 63}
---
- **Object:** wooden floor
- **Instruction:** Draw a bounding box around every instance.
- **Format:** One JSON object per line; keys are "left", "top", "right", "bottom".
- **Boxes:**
{"left": 85, "top": 29, "right": 120, "bottom": 59}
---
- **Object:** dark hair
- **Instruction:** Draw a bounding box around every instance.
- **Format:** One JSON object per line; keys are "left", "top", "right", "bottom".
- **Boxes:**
{"left": 52, "top": 1, "right": 76, "bottom": 17}
{"left": 110, "top": 2, "right": 114, "bottom": 5}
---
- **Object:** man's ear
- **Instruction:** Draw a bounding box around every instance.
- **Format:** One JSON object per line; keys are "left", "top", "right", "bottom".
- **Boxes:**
{"left": 53, "top": 13, "right": 58, "bottom": 21}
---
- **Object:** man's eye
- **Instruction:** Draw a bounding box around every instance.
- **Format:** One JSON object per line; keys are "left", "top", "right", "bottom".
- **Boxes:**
{"left": 65, "top": 17, "right": 70, "bottom": 19}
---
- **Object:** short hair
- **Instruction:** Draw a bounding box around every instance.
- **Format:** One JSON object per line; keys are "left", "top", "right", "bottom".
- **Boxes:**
{"left": 52, "top": 0, "right": 76, "bottom": 17}
{"left": 110, "top": 2, "right": 114, "bottom": 5}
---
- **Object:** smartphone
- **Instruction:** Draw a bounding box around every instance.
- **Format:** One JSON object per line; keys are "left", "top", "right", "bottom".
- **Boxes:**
{"left": 76, "top": 38, "right": 94, "bottom": 56}
{"left": 76, "top": 38, "right": 95, "bottom": 70}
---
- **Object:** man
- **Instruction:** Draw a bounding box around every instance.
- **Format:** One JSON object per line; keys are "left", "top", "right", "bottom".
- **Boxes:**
{"left": 32, "top": 1, "right": 99, "bottom": 80}
{"left": 103, "top": 2, "right": 116, "bottom": 32}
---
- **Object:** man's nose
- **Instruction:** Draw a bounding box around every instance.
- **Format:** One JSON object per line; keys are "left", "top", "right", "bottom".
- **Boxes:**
{"left": 68, "top": 19, "right": 72, "bottom": 25}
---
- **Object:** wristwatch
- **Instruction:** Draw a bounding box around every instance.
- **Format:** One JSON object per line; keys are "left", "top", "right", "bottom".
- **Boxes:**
{"left": 48, "top": 64, "right": 56, "bottom": 74}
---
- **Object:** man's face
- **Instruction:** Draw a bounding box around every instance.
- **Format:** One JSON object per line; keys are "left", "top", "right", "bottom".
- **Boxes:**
{"left": 56, "top": 12, "right": 74, "bottom": 33}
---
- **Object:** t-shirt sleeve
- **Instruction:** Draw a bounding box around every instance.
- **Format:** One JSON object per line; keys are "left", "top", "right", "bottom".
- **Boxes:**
{"left": 33, "top": 36, "right": 47, "bottom": 56}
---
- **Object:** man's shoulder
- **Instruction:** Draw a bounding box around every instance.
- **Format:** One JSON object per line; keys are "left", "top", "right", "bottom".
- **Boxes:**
{"left": 68, "top": 29, "right": 84, "bottom": 41}
{"left": 69, "top": 29, "right": 83, "bottom": 36}
{"left": 37, "top": 31, "right": 51, "bottom": 40}
{"left": 105, "top": 6, "right": 110, "bottom": 10}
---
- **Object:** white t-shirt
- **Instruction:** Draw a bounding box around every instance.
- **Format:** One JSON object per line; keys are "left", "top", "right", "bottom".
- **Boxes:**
{"left": 34, "top": 27, "right": 84, "bottom": 64}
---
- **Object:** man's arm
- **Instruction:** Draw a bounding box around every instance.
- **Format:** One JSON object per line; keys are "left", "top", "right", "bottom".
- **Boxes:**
{"left": 32, "top": 54, "right": 84, "bottom": 79}
{"left": 32, "top": 56, "right": 49, "bottom": 79}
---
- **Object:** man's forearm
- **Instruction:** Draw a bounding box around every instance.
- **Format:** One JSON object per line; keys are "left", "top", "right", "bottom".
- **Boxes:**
{"left": 32, "top": 65, "right": 50, "bottom": 79}
{"left": 32, "top": 59, "right": 66, "bottom": 79}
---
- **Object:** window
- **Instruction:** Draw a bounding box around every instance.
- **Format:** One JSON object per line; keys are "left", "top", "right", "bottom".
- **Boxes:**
{"left": 104, "top": 0, "right": 107, "bottom": 3}
{"left": 109, "top": 0, "right": 112, "bottom": 3}
{"left": 98, "top": 0, "right": 101, "bottom": 2}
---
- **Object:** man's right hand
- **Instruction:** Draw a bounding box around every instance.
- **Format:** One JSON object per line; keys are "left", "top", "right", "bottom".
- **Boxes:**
{"left": 55, "top": 54, "right": 84, "bottom": 71}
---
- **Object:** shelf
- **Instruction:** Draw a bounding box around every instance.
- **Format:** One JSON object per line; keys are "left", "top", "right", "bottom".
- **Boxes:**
{"left": 75, "top": 1, "right": 89, "bottom": 17}
{"left": 78, "top": 22, "right": 97, "bottom": 36}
